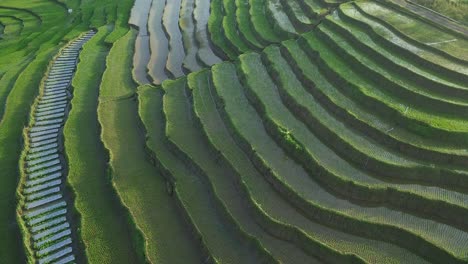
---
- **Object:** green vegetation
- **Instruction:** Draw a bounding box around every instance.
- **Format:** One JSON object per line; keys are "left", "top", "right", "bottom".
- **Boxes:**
{"left": 2, "top": 0, "right": 468, "bottom": 262}
{"left": 98, "top": 29, "right": 201, "bottom": 263}
{"left": 65, "top": 26, "right": 141, "bottom": 263}
{"left": 413, "top": 0, "right": 468, "bottom": 24}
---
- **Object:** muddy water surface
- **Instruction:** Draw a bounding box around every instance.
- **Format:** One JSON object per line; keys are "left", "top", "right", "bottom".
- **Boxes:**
{"left": 163, "top": 0, "right": 185, "bottom": 78}
{"left": 148, "top": 0, "right": 169, "bottom": 84}
{"left": 180, "top": 0, "right": 202, "bottom": 73}
{"left": 194, "top": 0, "right": 222, "bottom": 66}
{"left": 130, "top": 0, "right": 153, "bottom": 84}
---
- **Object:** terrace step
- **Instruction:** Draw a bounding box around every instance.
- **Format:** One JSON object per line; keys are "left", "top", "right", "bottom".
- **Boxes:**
{"left": 30, "top": 133, "right": 58, "bottom": 143}
{"left": 163, "top": 0, "right": 185, "bottom": 78}
{"left": 29, "top": 143, "right": 59, "bottom": 154}
{"left": 25, "top": 194, "right": 62, "bottom": 210}
{"left": 30, "top": 124, "right": 61, "bottom": 132}
{"left": 38, "top": 99, "right": 68, "bottom": 108}
{"left": 354, "top": 1, "right": 468, "bottom": 63}
{"left": 45, "top": 79, "right": 70, "bottom": 86}
{"left": 28, "top": 165, "right": 61, "bottom": 179}
{"left": 35, "top": 112, "right": 65, "bottom": 121}
{"left": 26, "top": 173, "right": 62, "bottom": 188}
{"left": 26, "top": 154, "right": 59, "bottom": 166}
{"left": 29, "top": 128, "right": 59, "bottom": 137}
{"left": 30, "top": 139, "right": 58, "bottom": 148}
{"left": 37, "top": 102, "right": 67, "bottom": 111}
{"left": 41, "top": 92, "right": 67, "bottom": 100}
{"left": 30, "top": 138, "right": 58, "bottom": 148}
{"left": 48, "top": 73, "right": 73, "bottom": 79}
{"left": 37, "top": 246, "right": 72, "bottom": 264}
{"left": 24, "top": 180, "right": 61, "bottom": 194}
{"left": 28, "top": 208, "right": 67, "bottom": 226}
{"left": 209, "top": 62, "right": 427, "bottom": 262}
{"left": 36, "top": 108, "right": 64, "bottom": 117}
{"left": 283, "top": 35, "right": 454, "bottom": 164}
{"left": 233, "top": 0, "right": 265, "bottom": 49}
{"left": 49, "top": 68, "right": 75, "bottom": 74}
{"left": 27, "top": 187, "right": 61, "bottom": 201}
{"left": 189, "top": 70, "right": 379, "bottom": 262}
{"left": 35, "top": 118, "right": 64, "bottom": 126}
{"left": 316, "top": 21, "right": 468, "bottom": 116}
{"left": 25, "top": 201, "right": 66, "bottom": 219}
{"left": 193, "top": 0, "right": 223, "bottom": 65}
{"left": 34, "top": 230, "right": 71, "bottom": 249}
{"left": 48, "top": 69, "right": 74, "bottom": 75}
{"left": 27, "top": 149, "right": 58, "bottom": 161}
{"left": 19, "top": 31, "right": 92, "bottom": 263}
{"left": 222, "top": 0, "right": 252, "bottom": 53}
{"left": 31, "top": 217, "right": 66, "bottom": 233}
{"left": 33, "top": 223, "right": 69, "bottom": 241}
{"left": 40, "top": 95, "right": 68, "bottom": 103}
{"left": 159, "top": 79, "right": 271, "bottom": 263}
{"left": 300, "top": 31, "right": 468, "bottom": 146}
{"left": 52, "top": 254, "right": 75, "bottom": 264}
{"left": 264, "top": 45, "right": 468, "bottom": 225}
{"left": 238, "top": 51, "right": 468, "bottom": 262}
{"left": 36, "top": 237, "right": 71, "bottom": 257}
{"left": 44, "top": 86, "right": 68, "bottom": 93}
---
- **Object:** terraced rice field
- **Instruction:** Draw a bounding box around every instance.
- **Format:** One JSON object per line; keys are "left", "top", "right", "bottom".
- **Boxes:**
{"left": 18, "top": 31, "right": 94, "bottom": 263}
{"left": 1, "top": 0, "right": 468, "bottom": 263}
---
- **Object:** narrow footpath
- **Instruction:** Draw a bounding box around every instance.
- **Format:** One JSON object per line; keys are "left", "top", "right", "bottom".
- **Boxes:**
{"left": 18, "top": 31, "right": 94, "bottom": 264}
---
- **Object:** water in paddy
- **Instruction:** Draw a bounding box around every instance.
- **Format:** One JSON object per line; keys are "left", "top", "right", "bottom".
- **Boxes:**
{"left": 194, "top": 0, "right": 222, "bottom": 66}
{"left": 163, "top": 0, "right": 185, "bottom": 78}
{"left": 180, "top": 0, "right": 202, "bottom": 72}
{"left": 129, "top": 0, "right": 152, "bottom": 84}
{"left": 129, "top": 0, "right": 152, "bottom": 33}
{"left": 147, "top": 0, "right": 169, "bottom": 85}
{"left": 133, "top": 36, "right": 151, "bottom": 84}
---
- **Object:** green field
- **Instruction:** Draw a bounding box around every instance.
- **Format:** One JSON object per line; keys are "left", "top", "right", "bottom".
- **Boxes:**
{"left": 1, "top": 0, "right": 468, "bottom": 263}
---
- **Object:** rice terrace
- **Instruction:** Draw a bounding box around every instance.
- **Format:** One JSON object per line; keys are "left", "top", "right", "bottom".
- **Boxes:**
{"left": 0, "top": 0, "right": 468, "bottom": 263}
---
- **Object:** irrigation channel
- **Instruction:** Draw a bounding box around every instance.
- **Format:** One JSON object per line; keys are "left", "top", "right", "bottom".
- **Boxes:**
{"left": 18, "top": 31, "right": 94, "bottom": 264}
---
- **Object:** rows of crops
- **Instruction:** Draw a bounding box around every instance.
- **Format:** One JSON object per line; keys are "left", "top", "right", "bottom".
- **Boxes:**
{"left": 135, "top": 0, "right": 468, "bottom": 263}
{"left": 2, "top": 0, "right": 468, "bottom": 262}
{"left": 17, "top": 31, "right": 94, "bottom": 264}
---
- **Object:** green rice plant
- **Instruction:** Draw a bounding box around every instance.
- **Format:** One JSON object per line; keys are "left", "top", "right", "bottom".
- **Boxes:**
{"left": 222, "top": 0, "right": 251, "bottom": 53}
{"left": 278, "top": 0, "right": 314, "bottom": 30}
{"left": 248, "top": 0, "right": 281, "bottom": 43}
{"left": 325, "top": 12, "right": 468, "bottom": 97}
{"left": 65, "top": 25, "right": 143, "bottom": 263}
{"left": 235, "top": 0, "right": 265, "bottom": 48}
{"left": 210, "top": 62, "right": 429, "bottom": 264}
{"left": 339, "top": 3, "right": 468, "bottom": 81}
{"left": 98, "top": 30, "right": 201, "bottom": 263}
{"left": 0, "top": 16, "right": 22, "bottom": 36}
{"left": 138, "top": 84, "right": 218, "bottom": 264}
{"left": 1, "top": 13, "right": 80, "bottom": 258}
{"left": 412, "top": 0, "right": 468, "bottom": 25}
{"left": 192, "top": 66, "right": 383, "bottom": 263}
{"left": 265, "top": 44, "right": 468, "bottom": 228}
{"left": 265, "top": 0, "right": 297, "bottom": 38}
{"left": 355, "top": 1, "right": 468, "bottom": 62}
{"left": 237, "top": 51, "right": 468, "bottom": 263}
{"left": 164, "top": 76, "right": 274, "bottom": 263}
{"left": 208, "top": 0, "right": 238, "bottom": 59}
{"left": 193, "top": 0, "right": 224, "bottom": 66}
{"left": 301, "top": 32, "right": 468, "bottom": 145}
